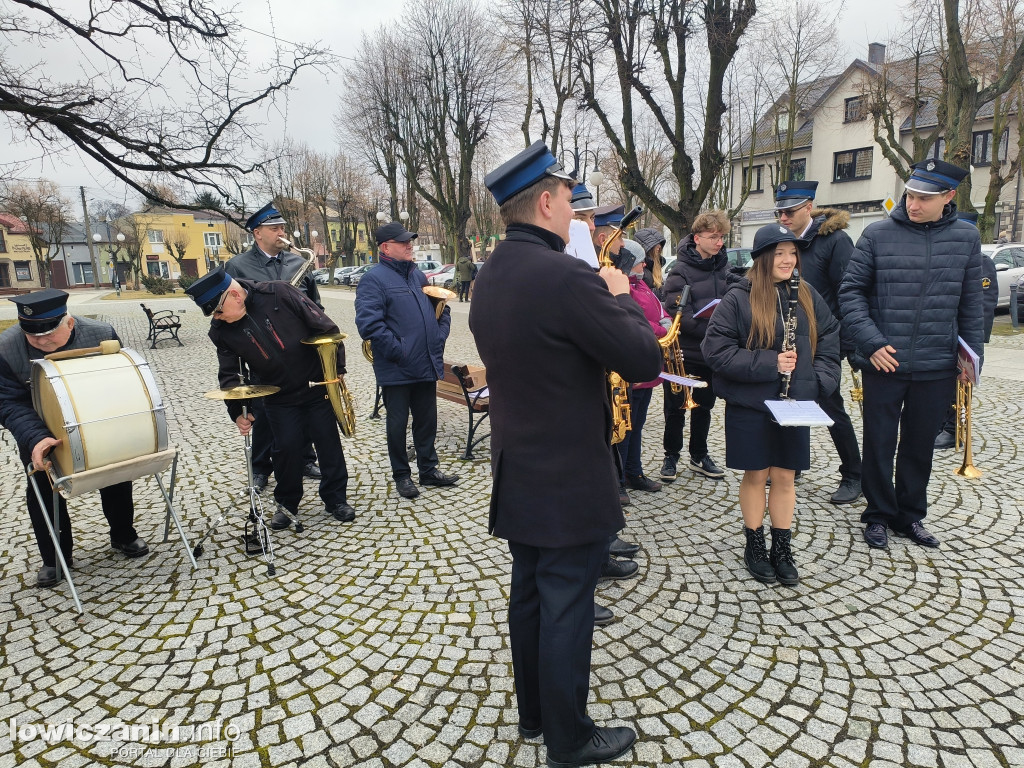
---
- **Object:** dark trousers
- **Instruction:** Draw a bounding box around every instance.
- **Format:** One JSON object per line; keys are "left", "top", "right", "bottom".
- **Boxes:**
{"left": 381, "top": 382, "right": 439, "bottom": 480}
{"left": 617, "top": 386, "right": 654, "bottom": 481}
{"left": 662, "top": 361, "right": 717, "bottom": 460}
{"left": 263, "top": 397, "right": 348, "bottom": 513}
{"left": 458, "top": 280, "right": 471, "bottom": 301}
{"left": 819, "top": 384, "right": 862, "bottom": 481}
{"left": 860, "top": 371, "right": 955, "bottom": 529}
{"left": 250, "top": 396, "right": 316, "bottom": 477}
{"left": 26, "top": 479, "right": 137, "bottom": 567}
{"left": 508, "top": 537, "right": 609, "bottom": 754}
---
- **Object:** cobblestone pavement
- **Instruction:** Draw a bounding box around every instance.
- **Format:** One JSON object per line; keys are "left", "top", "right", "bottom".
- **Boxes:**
{"left": 0, "top": 290, "right": 1022, "bottom": 768}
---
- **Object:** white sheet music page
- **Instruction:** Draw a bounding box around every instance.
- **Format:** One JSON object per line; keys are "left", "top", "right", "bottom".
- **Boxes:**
{"left": 764, "top": 399, "right": 834, "bottom": 427}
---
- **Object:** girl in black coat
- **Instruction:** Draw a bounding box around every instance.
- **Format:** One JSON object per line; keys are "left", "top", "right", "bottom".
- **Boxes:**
{"left": 701, "top": 224, "right": 840, "bottom": 586}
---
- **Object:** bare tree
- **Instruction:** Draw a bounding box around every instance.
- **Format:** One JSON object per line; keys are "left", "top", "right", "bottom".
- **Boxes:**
{"left": 0, "top": 2, "right": 331, "bottom": 215}
{"left": 167, "top": 227, "right": 191, "bottom": 273}
{"left": 117, "top": 213, "right": 158, "bottom": 291}
{"left": 0, "top": 180, "right": 72, "bottom": 287}
{"left": 577, "top": 0, "right": 757, "bottom": 240}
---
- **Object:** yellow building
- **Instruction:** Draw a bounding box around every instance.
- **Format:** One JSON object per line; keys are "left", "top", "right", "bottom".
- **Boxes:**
{"left": 0, "top": 213, "right": 41, "bottom": 290}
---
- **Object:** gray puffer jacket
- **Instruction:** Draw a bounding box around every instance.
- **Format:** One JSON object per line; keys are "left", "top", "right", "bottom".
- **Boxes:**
{"left": 839, "top": 200, "right": 984, "bottom": 375}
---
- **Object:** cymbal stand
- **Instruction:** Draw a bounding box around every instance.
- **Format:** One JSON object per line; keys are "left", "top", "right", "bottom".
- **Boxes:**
{"left": 240, "top": 401, "right": 276, "bottom": 576}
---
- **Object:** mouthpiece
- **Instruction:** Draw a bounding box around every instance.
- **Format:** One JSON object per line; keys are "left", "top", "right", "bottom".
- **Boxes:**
{"left": 277, "top": 236, "right": 293, "bottom": 248}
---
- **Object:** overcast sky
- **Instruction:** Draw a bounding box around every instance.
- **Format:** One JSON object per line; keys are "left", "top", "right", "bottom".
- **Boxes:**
{"left": 2, "top": 0, "right": 899, "bottom": 213}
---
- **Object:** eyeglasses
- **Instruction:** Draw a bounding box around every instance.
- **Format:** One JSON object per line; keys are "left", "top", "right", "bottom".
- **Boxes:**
{"left": 696, "top": 233, "right": 725, "bottom": 243}
{"left": 212, "top": 291, "right": 230, "bottom": 316}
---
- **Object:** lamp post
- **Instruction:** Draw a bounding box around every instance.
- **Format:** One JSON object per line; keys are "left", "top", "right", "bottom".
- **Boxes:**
{"left": 589, "top": 170, "right": 605, "bottom": 205}
{"left": 93, "top": 231, "right": 126, "bottom": 294}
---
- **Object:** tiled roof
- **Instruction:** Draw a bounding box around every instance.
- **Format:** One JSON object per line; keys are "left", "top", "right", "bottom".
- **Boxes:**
{"left": 0, "top": 213, "right": 33, "bottom": 234}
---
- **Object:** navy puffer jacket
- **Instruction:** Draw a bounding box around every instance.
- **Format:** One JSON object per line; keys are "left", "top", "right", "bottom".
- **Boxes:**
{"left": 839, "top": 200, "right": 984, "bottom": 375}
{"left": 355, "top": 256, "right": 451, "bottom": 386}
{"left": 702, "top": 279, "right": 840, "bottom": 413}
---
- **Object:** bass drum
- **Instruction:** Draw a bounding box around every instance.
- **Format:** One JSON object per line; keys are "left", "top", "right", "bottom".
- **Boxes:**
{"left": 31, "top": 348, "right": 168, "bottom": 479}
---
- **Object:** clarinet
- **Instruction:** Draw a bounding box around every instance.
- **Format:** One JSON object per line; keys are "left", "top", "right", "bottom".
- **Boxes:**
{"left": 779, "top": 268, "right": 801, "bottom": 399}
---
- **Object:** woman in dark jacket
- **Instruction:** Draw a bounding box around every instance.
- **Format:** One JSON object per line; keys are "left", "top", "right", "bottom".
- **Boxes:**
{"left": 702, "top": 223, "right": 840, "bottom": 587}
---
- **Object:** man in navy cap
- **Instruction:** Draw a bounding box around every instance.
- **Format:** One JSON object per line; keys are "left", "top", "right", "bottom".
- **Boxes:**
{"left": 840, "top": 159, "right": 984, "bottom": 550}
{"left": 354, "top": 221, "right": 460, "bottom": 500}
{"left": 565, "top": 183, "right": 600, "bottom": 269}
{"left": 0, "top": 289, "right": 148, "bottom": 588}
{"left": 185, "top": 268, "right": 357, "bottom": 531}
{"left": 225, "top": 202, "right": 323, "bottom": 491}
{"left": 591, "top": 203, "right": 626, "bottom": 262}
{"left": 775, "top": 180, "right": 863, "bottom": 505}
{"left": 469, "top": 140, "right": 661, "bottom": 766}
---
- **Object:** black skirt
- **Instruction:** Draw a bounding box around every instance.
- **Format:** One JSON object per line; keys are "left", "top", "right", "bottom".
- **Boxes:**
{"left": 724, "top": 403, "right": 810, "bottom": 471}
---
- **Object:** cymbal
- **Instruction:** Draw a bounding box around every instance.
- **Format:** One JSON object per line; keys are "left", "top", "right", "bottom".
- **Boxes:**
{"left": 203, "top": 385, "right": 281, "bottom": 400}
{"left": 302, "top": 332, "right": 348, "bottom": 345}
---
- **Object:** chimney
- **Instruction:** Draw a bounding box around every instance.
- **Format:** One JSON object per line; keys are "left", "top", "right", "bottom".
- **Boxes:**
{"left": 868, "top": 42, "right": 886, "bottom": 65}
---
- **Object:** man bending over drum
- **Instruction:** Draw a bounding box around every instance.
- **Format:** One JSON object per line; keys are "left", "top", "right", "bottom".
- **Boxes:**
{"left": 185, "top": 268, "right": 356, "bottom": 530}
{"left": 0, "top": 289, "right": 148, "bottom": 588}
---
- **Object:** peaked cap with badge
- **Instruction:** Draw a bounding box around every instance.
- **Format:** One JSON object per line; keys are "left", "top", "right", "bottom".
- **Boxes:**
{"left": 905, "top": 159, "right": 968, "bottom": 195}
{"left": 9, "top": 288, "right": 70, "bottom": 334}
{"left": 484, "top": 141, "right": 575, "bottom": 205}
{"left": 774, "top": 181, "right": 818, "bottom": 211}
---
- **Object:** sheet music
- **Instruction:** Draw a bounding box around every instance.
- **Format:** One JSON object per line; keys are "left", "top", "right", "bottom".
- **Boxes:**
{"left": 659, "top": 372, "right": 708, "bottom": 388}
{"left": 764, "top": 399, "right": 834, "bottom": 427}
{"left": 566, "top": 219, "right": 599, "bottom": 269}
{"left": 957, "top": 336, "right": 980, "bottom": 386}
{"left": 693, "top": 298, "right": 721, "bottom": 319}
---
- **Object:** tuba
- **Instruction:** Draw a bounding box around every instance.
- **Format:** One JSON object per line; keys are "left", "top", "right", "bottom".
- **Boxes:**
{"left": 277, "top": 236, "right": 318, "bottom": 287}
{"left": 659, "top": 285, "right": 699, "bottom": 409}
{"left": 597, "top": 206, "right": 644, "bottom": 444}
{"left": 302, "top": 332, "right": 357, "bottom": 437}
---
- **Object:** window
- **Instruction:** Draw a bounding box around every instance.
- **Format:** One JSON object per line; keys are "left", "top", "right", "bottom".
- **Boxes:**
{"left": 147, "top": 230, "right": 164, "bottom": 244}
{"left": 742, "top": 165, "right": 764, "bottom": 194}
{"left": 72, "top": 262, "right": 94, "bottom": 284}
{"left": 0, "top": 230, "right": 6, "bottom": 253}
{"left": 14, "top": 261, "right": 32, "bottom": 281}
{"left": 929, "top": 138, "right": 946, "bottom": 160}
{"left": 775, "top": 111, "right": 789, "bottom": 132}
{"left": 0, "top": 263, "right": 9, "bottom": 287}
{"left": 844, "top": 96, "right": 866, "bottom": 123}
{"left": 834, "top": 147, "right": 873, "bottom": 181}
{"left": 788, "top": 159, "right": 807, "bottom": 182}
{"left": 972, "top": 130, "right": 1008, "bottom": 166}
{"left": 203, "top": 232, "right": 223, "bottom": 249}
{"left": 147, "top": 261, "right": 170, "bottom": 278}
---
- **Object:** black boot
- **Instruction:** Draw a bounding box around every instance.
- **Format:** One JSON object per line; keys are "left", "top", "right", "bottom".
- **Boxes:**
{"left": 743, "top": 526, "right": 776, "bottom": 584}
{"left": 770, "top": 528, "right": 799, "bottom": 586}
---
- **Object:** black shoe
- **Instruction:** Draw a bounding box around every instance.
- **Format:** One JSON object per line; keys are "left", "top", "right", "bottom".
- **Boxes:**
{"left": 598, "top": 557, "right": 639, "bottom": 582}
{"left": 863, "top": 523, "right": 888, "bottom": 549}
{"left": 933, "top": 430, "right": 956, "bottom": 450}
{"left": 626, "top": 474, "right": 662, "bottom": 492}
{"left": 546, "top": 726, "right": 637, "bottom": 767}
{"left": 690, "top": 454, "right": 725, "bottom": 479}
{"left": 609, "top": 536, "right": 640, "bottom": 557}
{"left": 111, "top": 537, "right": 150, "bottom": 558}
{"left": 769, "top": 528, "right": 799, "bottom": 586}
{"left": 303, "top": 462, "right": 322, "bottom": 479}
{"left": 893, "top": 521, "right": 940, "bottom": 548}
{"left": 270, "top": 508, "right": 293, "bottom": 530}
{"left": 618, "top": 486, "right": 631, "bottom": 507}
{"left": 328, "top": 502, "right": 356, "bottom": 522}
{"left": 419, "top": 469, "right": 460, "bottom": 487}
{"left": 396, "top": 477, "right": 420, "bottom": 498}
{"left": 519, "top": 723, "right": 543, "bottom": 740}
{"left": 594, "top": 603, "right": 615, "bottom": 627}
{"left": 659, "top": 455, "right": 678, "bottom": 481}
{"left": 830, "top": 477, "right": 862, "bottom": 505}
{"left": 36, "top": 565, "right": 64, "bottom": 588}
{"left": 253, "top": 473, "right": 269, "bottom": 492}
{"left": 743, "top": 526, "right": 776, "bottom": 583}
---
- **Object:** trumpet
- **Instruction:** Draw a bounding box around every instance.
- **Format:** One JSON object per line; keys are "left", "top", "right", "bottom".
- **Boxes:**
{"left": 849, "top": 363, "right": 863, "bottom": 417}
{"left": 954, "top": 380, "right": 981, "bottom": 479}
{"left": 302, "top": 332, "right": 357, "bottom": 437}
{"left": 277, "top": 235, "right": 317, "bottom": 287}
{"left": 659, "top": 285, "right": 699, "bottom": 409}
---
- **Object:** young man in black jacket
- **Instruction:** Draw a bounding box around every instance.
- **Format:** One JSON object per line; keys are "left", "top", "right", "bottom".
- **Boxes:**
{"left": 840, "top": 160, "right": 984, "bottom": 550}
{"left": 775, "top": 181, "right": 863, "bottom": 505}
{"left": 471, "top": 141, "right": 661, "bottom": 768}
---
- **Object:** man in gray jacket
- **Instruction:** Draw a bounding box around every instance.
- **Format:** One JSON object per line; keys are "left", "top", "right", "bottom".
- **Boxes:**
{"left": 840, "top": 160, "right": 984, "bottom": 550}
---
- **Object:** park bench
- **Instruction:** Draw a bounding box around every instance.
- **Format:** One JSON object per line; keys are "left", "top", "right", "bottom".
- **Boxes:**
{"left": 436, "top": 362, "right": 490, "bottom": 459}
{"left": 140, "top": 303, "right": 184, "bottom": 349}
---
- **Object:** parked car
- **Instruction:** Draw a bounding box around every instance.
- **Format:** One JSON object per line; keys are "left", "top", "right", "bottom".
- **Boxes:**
{"left": 726, "top": 247, "right": 752, "bottom": 275}
{"left": 346, "top": 263, "right": 377, "bottom": 286}
{"left": 315, "top": 266, "right": 357, "bottom": 285}
{"left": 427, "top": 264, "right": 457, "bottom": 287}
{"left": 980, "top": 243, "right": 1024, "bottom": 308}
{"left": 415, "top": 260, "right": 442, "bottom": 273}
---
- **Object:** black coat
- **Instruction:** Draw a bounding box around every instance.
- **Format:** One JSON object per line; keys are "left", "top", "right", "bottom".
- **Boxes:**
{"left": 982, "top": 253, "right": 998, "bottom": 342}
{"left": 701, "top": 279, "right": 840, "bottom": 413}
{"left": 840, "top": 200, "right": 985, "bottom": 375}
{"left": 469, "top": 224, "right": 663, "bottom": 549}
{"left": 798, "top": 208, "right": 856, "bottom": 355}
{"left": 209, "top": 279, "right": 341, "bottom": 420}
{"left": 662, "top": 236, "right": 741, "bottom": 363}
{"left": 225, "top": 244, "right": 322, "bottom": 307}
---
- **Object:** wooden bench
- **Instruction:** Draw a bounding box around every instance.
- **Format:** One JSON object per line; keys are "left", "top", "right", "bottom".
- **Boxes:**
{"left": 436, "top": 362, "right": 490, "bottom": 459}
{"left": 140, "top": 303, "right": 184, "bottom": 349}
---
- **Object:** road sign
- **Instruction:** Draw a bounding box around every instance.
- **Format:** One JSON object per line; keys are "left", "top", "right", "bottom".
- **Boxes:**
{"left": 882, "top": 196, "right": 897, "bottom": 216}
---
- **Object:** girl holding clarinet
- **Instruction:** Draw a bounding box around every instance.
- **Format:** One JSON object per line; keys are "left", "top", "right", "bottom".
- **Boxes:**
{"left": 701, "top": 224, "right": 840, "bottom": 586}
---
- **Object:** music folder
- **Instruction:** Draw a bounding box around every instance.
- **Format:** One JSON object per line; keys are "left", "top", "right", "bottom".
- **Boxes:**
{"left": 660, "top": 372, "right": 708, "bottom": 388}
{"left": 693, "top": 298, "right": 721, "bottom": 319}
{"left": 957, "top": 336, "right": 980, "bottom": 386}
{"left": 764, "top": 399, "right": 833, "bottom": 427}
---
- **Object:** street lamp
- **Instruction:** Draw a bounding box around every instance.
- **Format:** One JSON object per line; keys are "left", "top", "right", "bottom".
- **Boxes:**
{"left": 399, "top": 211, "right": 410, "bottom": 224}
{"left": 376, "top": 211, "right": 389, "bottom": 224}
{"left": 93, "top": 231, "right": 126, "bottom": 294}
{"left": 589, "top": 170, "right": 605, "bottom": 205}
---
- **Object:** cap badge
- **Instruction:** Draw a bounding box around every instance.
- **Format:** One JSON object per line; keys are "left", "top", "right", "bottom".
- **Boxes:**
{"left": 778, "top": 225, "right": 788, "bottom": 234}
{"left": 23, "top": 306, "right": 33, "bottom": 316}
{"left": 779, "top": 183, "right": 787, "bottom": 191}
{"left": 926, "top": 161, "right": 935, "bottom": 171}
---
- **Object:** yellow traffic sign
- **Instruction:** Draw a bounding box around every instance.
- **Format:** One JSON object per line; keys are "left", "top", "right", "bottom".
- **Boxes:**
{"left": 882, "top": 196, "right": 897, "bottom": 215}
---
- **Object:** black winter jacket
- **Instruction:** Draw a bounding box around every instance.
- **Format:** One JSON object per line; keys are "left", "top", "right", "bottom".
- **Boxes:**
{"left": 210, "top": 279, "right": 341, "bottom": 420}
{"left": 798, "top": 208, "right": 856, "bottom": 355}
{"left": 839, "top": 200, "right": 984, "bottom": 376}
{"left": 662, "top": 236, "right": 742, "bottom": 363}
{"left": 701, "top": 279, "right": 840, "bottom": 413}
{"left": 225, "top": 244, "right": 322, "bottom": 307}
